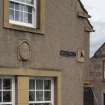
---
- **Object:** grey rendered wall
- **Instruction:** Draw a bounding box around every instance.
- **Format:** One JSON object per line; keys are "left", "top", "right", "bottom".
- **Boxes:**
{"left": 0, "top": 0, "right": 90, "bottom": 105}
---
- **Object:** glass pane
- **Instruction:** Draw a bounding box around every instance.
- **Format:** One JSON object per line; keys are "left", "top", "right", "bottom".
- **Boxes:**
{"left": 24, "top": 12, "right": 28, "bottom": 23}
{"left": 20, "top": 12, "right": 24, "bottom": 22}
{"left": 0, "top": 79, "right": 1, "bottom": 90}
{"left": 9, "top": 9, "right": 14, "bottom": 20}
{"left": 0, "top": 91, "right": 1, "bottom": 102}
{"left": 28, "top": 6, "right": 32, "bottom": 13}
{"left": 3, "top": 79, "right": 11, "bottom": 90}
{"left": 29, "top": 91, "right": 35, "bottom": 101}
{"left": 15, "top": 10, "right": 20, "bottom": 21}
{"left": 20, "top": 5, "right": 24, "bottom": 11}
{"left": 29, "top": 80, "right": 35, "bottom": 90}
{"left": 44, "top": 80, "right": 51, "bottom": 90}
{"left": 9, "top": 2, "right": 14, "bottom": 9}
{"left": 44, "top": 91, "right": 51, "bottom": 101}
{"left": 36, "top": 91, "right": 43, "bottom": 101}
{"left": 36, "top": 80, "right": 43, "bottom": 90}
{"left": 15, "top": 3, "right": 19, "bottom": 10}
{"left": 28, "top": 13, "right": 32, "bottom": 23}
{"left": 3, "top": 91, "right": 11, "bottom": 102}
{"left": 26, "top": 0, "right": 34, "bottom": 5}
{"left": 24, "top": 5, "right": 28, "bottom": 12}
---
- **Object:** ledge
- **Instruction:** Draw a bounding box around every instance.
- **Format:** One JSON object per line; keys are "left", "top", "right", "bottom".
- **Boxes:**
{"left": 77, "top": 12, "right": 91, "bottom": 18}
{"left": 84, "top": 27, "right": 95, "bottom": 32}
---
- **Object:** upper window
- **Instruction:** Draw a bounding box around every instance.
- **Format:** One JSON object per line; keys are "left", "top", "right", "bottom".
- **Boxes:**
{"left": 29, "top": 78, "right": 54, "bottom": 105}
{"left": 4, "top": 0, "right": 45, "bottom": 33}
{"left": 9, "top": 0, "right": 36, "bottom": 28}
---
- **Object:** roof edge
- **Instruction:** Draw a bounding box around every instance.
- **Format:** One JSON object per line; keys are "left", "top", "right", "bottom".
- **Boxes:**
{"left": 78, "top": 0, "right": 94, "bottom": 32}
{"left": 78, "top": 0, "right": 88, "bottom": 14}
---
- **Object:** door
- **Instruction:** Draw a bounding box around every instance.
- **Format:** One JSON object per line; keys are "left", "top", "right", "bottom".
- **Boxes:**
{"left": 103, "top": 93, "right": 105, "bottom": 105}
{"left": 84, "top": 87, "right": 94, "bottom": 105}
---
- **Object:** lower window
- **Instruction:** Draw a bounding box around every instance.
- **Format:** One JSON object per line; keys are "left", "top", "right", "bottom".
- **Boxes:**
{"left": 0, "top": 77, "right": 15, "bottom": 105}
{"left": 29, "top": 78, "right": 54, "bottom": 105}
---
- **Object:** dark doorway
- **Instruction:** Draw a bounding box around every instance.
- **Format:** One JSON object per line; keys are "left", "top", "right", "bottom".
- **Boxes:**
{"left": 103, "top": 93, "right": 105, "bottom": 105}
{"left": 84, "top": 87, "right": 94, "bottom": 105}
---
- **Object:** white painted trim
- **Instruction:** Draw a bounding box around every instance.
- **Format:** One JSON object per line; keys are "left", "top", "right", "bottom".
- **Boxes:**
{"left": 9, "top": 0, "right": 34, "bottom": 7}
{"left": 9, "top": 20, "right": 35, "bottom": 28}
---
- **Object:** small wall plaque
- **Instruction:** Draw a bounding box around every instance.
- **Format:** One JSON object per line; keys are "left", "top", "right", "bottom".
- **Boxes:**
{"left": 77, "top": 49, "right": 85, "bottom": 62}
{"left": 18, "top": 40, "right": 31, "bottom": 61}
{"left": 60, "top": 50, "right": 76, "bottom": 57}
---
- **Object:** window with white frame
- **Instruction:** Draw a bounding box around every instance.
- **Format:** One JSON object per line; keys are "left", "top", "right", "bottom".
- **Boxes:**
{"left": 0, "top": 77, "right": 15, "bottom": 105}
{"left": 29, "top": 78, "right": 54, "bottom": 105}
{"left": 9, "top": 0, "right": 36, "bottom": 27}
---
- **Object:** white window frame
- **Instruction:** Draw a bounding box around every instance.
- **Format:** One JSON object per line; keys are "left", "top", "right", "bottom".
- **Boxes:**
{"left": 9, "top": 0, "right": 37, "bottom": 28}
{"left": 29, "top": 77, "right": 54, "bottom": 105}
{"left": 0, "top": 76, "right": 15, "bottom": 105}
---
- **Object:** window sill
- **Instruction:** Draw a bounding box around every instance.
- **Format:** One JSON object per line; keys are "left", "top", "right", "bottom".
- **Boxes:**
{"left": 9, "top": 20, "right": 35, "bottom": 28}
{"left": 3, "top": 21, "right": 45, "bottom": 35}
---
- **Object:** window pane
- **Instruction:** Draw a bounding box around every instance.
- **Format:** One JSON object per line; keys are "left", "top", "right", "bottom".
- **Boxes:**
{"left": 28, "top": 13, "right": 32, "bottom": 23}
{"left": 44, "top": 80, "right": 51, "bottom": 90}
{"left": 15, "top": 3, "right": 19, "bottom": 10}
{"left": 24, "top": 5, "right": 28, "bottom": 12}
{"left": 3, "top": 91, "right": 11, "bottom": 102}
{"left": 24, "top": 12, "right": 28, "bottom": 23}
{"left": 15, "top": 10, "right": 20, "bottom": 21}
{"left": 29, "top": 91, "right": 35, "bottom": 101}
{"left": 29, "top": 80, "right": 35, "bottom": 90}
{"left": 20, "top": 5, "right": 24, "bottom": 11}
{"left": 44, "top": 91, "right": 51, "bottom": 101}
{"left": 9, "top": 2, "right": 14, "bottom": 9}
{"left": 28, "top": 6, "right": 32, "bottom": 13}
{"left": 9, "top": 9, "right": 14, "bottom": 20}
{"left": 20, "top": 12, "right": 24, "bottom": 22}
{"left": 3, "top": 79, "right": 11, "bottom": 90}
{"left": 24, "top": 5, "right": 32, "bottom": 13}
{"left": 36, "top": 91, "right": 43, "bottom": 101}
{"left": 36, "top": 80, "right": 43, "bottom": 90}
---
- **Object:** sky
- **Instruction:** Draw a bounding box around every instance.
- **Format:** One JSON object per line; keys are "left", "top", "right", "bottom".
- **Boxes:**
{"left": 81, "top": 0, "right": 105, "bottom": 57}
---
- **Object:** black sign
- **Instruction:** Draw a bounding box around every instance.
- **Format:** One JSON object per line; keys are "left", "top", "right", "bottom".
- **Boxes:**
{"left": 60, "top": 50, "right": 76, "bottom": 57}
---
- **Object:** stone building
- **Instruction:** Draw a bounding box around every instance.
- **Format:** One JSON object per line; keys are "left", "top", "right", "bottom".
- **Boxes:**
{"left": 89, "top": 43, "right": 105, "bottom": 105}
{"left": 0, "top": 0, "right": 93, "bottom": 105}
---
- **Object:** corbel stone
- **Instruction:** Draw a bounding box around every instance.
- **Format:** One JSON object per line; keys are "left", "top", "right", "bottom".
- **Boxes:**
{"left": 77, "top": 11, "right": 91, "bottom": 18}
